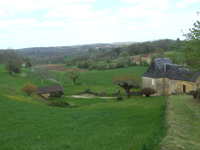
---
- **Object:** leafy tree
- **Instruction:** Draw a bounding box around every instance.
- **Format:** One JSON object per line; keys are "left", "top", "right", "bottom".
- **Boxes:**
{"left": 120, "top": 51, "right": 129, "bottom": 57}
{"left": 166, "top": 53, "right": 177, "bottom": 63}
{"left": 127, "top": 56, "right": 132, "bottom": 68}
{"left": 26, "top": 61, "right": 32, "bottom": 69}
{"left": 182, "top": 20, "right": 200, "bottom": 70}
{"left": 113, "top": 74, "right": 141, "bottom": 98}
{"left": 155, "top": 48, "right": 164, "bottom": 58}
{"left": 3, "top": 49, "right": 22, "bottom": 74}
{"left": 21, "top": 82, "right": 36, "bottom": 96}
{"left": 66, "top": 68, "right": 82, "bottom": 85}
{"left": 34, "top": 66, "right": 50, "bottom": 84}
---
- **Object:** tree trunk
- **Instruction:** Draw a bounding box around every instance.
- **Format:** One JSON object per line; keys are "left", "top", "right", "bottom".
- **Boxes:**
{"left": 125, "top": 88, "right": 130, "bottom": 98}
{"left": 73, "top": 79, "right": 76, "bottom": 85}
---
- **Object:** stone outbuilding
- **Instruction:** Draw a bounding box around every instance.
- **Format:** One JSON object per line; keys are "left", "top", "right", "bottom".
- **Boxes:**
{"left": 142, "top": 58, "right": 200, "bottom": 95}
{"left": 36, "top": 85, "right": 64, "bottom": 98}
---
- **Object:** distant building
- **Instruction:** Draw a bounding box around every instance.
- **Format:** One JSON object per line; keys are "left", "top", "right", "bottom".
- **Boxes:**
{"left": 142, "top": 58, "right": 200, "bottom": 95}
{"left": 132, "top": 57, "right": 140, "bottom": 65}
{"left": 21, "top": 62, "right": 25, "bottom": 67}
{"left": 140, "top": 54, "right": 152, "bottom": 63}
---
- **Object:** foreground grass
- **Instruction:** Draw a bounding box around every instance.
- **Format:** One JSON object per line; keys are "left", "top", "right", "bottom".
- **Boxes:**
{"left": 160, "top": 95, "right": 200, "bottom": 150}
{"left": 0, "top": 94, "right": 166, "bottom": 150}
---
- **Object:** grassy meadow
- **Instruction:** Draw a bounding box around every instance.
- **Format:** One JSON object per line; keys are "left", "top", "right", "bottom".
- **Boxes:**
{"left": 0, "top": 65, "right": 167, "bottom": 150}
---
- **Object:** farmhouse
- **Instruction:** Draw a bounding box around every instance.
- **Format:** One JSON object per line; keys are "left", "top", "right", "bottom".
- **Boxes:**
{"left": 36, "top": 85, "right": 64, "bottom": 98}
{"left": 142, "top": 58, "right": 200, "bottom": 95}
{"left": 140, "top": 54, "right": 152, "bottom": 64}
{"left": 132, "top": 57, "right": 140, "bottom": 65}
{"left": 132, "top": 54, "right": 152, "bottom": 65}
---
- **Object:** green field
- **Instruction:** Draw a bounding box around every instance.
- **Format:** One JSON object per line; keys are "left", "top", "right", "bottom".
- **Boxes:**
{"left": 0, "top": 65, "right": 167, "bottom": 150}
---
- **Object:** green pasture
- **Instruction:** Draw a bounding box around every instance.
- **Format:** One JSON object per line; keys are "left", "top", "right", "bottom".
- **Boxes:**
{"left": 0, "top": 65, "right": 167, "bottom": 150}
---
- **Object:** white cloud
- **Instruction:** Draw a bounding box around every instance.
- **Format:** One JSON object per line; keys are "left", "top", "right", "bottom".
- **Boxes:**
{"left": 184, "top": 0, "right": 200, "bottom": 4}
{"left": 0, "top": 18, "right": 37, "bottom": 29}
{"left": 121, "top": 0, "right": 142, "bottom": 4}
{"left": 0, "top": 0, "right": 97, "bottom": 12}
{"left": 0, "top": 10, "right": 7, "bottom": 17}
{"left": 44, "top": 4, "right": 109, "bottom": 20}
{"left": 118, "top": 0, "right": 170, "bottom": 18}
{"left": 176, "top": 2, "right": 186, "bottom": 7}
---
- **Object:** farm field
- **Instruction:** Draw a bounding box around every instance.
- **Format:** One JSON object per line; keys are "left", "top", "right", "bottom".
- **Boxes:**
{"left": 0, "top": 65, "right": 167, "bottom": 150}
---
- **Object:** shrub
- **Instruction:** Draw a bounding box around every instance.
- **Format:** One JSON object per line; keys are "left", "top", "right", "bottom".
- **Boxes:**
{"left": 188, "top": 90, "right": 195, "bottom": 95}
{"left": 21, "top": 82, "right": 36, "bottom": 96}
{"left": 89, "top": 63, "right": 97, "bottom": 70}
{"left": 117, "top": 97, "right": 122, "bottom": 101}
{"left": 107, "top": 63, "right": 116, "bottom": 70}
{"left": 48, "top": 101, "right": 71, "bottom": 108}
{"left": 115, "top": 61, "right": 124, "bottom": 68}
{"left": 50, "top": 91, "right": 64, "bottom": 98}
{"left": 139, "top": 88, "right": 156, "bottom": 97}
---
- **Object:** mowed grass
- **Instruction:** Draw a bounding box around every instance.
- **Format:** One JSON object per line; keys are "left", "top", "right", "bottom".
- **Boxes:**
{"left": 0, "top": 65, "right": 166, "bottom": 149}
{"left": 160, "top": 95, "right": 200, "bottom": 150}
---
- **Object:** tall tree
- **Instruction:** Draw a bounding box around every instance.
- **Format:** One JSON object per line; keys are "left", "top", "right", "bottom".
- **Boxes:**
{"left": 182, "top": 20, "right": 200, "bottom": 70}
{"left": 3, "top": 49, "right": 22, "bottom": 74}
{"left": 113, "top": 74, "right": 141, "bottom": 98}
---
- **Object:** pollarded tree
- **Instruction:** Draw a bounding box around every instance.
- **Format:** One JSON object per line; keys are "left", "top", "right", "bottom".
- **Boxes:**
{"left": 21, "top": 82, "right": 36, "bottom": 96}
{"left": 182, "top": 20, "right": 200, "bottom": 70}
{"left": 66, "top": 68, "right": 82, "bottom": 85}
{"left": 113, "top": 74, "right": 141, "bottom": 98}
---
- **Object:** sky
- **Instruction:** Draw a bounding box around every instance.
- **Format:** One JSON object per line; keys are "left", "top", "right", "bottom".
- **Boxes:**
{"left": 0, "top": 0, "right": 199, "bottom": 49}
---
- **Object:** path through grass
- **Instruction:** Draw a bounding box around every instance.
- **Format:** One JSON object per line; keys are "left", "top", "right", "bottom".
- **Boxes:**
{"left": 160, "top": 95, "right": 200, "bottom": 150}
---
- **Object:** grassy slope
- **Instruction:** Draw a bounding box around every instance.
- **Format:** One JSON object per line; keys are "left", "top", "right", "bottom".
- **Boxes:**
{"left": 0, "top": 65, "right": 166, "bottom": 150}
{"left": 160, "top": 95, "right": 200, "bottom": 150}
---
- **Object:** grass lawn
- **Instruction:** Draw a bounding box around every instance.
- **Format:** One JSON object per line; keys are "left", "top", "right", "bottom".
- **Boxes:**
{"left": 160, "top": 95, "right": 200, "bottom": 150}
{"left": 0, "top": 65, "right": 166, "bottom": 150}
{"left": 0, "top": 94, "right": 166, "bottom": 150}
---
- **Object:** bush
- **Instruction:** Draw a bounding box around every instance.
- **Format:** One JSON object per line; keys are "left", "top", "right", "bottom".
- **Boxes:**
{"left": 89, "top": 63, "right": 97, "bottom": 70}
{"left": 107, "top": 63, "right": 116, "bottom": 70}
{"left": 21, "top": 82, "right": 36, "bottom": 96}
{"left": 50, "top": 91, "right": 64, "bottom": 98}
{"left": 48, "top": 101, "right": 71, "bottom": 108}
{"left": 139, "top": 88, "right": 156, "bottom": 97}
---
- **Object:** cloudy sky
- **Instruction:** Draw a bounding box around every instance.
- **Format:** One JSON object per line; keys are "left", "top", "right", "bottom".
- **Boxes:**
{"left": 0, "top": 0, "right": 199, "bottom": 49}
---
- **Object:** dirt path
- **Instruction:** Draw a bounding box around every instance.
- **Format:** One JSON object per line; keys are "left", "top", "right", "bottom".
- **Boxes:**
{"left": 65, "top": 94, "right": 117, "bottom": 99}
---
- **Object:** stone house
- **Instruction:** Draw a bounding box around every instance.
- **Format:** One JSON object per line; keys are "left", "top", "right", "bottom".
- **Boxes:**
{"left": 142, "top": 58, "right": 200, "bottom": 95}
{"left": 132, "top": 57, "right": 140, "bottom": 65}
{"left": 36, "top": 85, "right": 64, "bottom": 98}
{"left": 140, "top": 54, "right": 152, "bottom": 63}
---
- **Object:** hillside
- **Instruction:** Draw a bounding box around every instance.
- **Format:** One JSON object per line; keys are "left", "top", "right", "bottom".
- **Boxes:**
{"left": 0, "top": 65, "right": 167, "bottom": 150}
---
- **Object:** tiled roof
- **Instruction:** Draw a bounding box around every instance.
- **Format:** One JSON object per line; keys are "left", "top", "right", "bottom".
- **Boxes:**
{"left": 132, "top": 57, "right": 140, "bottom": 61}
{"left": 36, "top": 85, "right": 64, "bottom": 94}
{"left": 141, "top": 54, "right": 148, "bottom": 57}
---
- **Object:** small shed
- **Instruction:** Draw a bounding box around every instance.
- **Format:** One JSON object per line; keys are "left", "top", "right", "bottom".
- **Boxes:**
{"left": 36, "top": 85, "right": 64, "bottom": 98}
